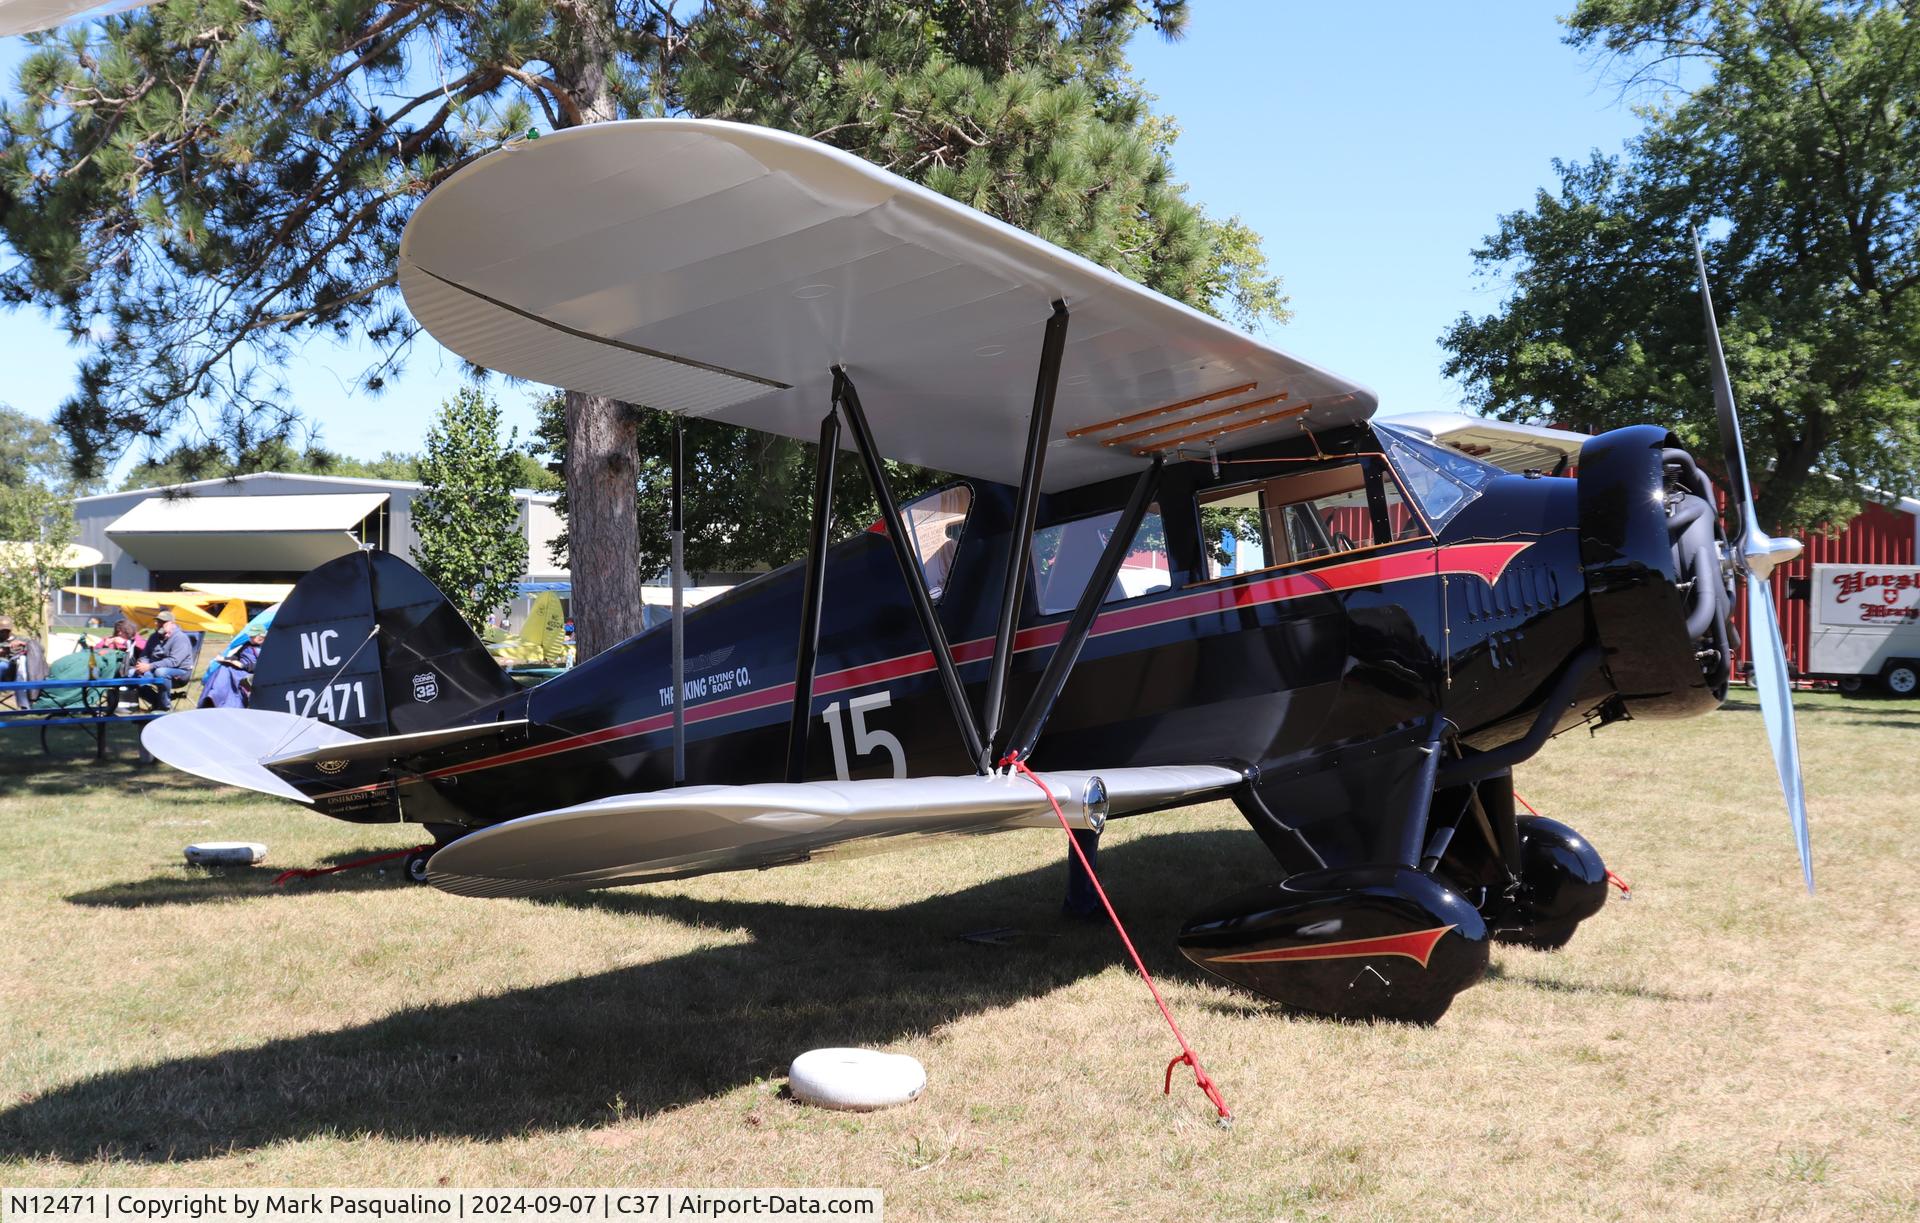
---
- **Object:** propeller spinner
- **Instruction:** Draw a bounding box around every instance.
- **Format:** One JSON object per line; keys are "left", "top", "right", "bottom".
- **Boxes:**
{"left": 1691, "top": 231, "right": 1814, "bottom": 893}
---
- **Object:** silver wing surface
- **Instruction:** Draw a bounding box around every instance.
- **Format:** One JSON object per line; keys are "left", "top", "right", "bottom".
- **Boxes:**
{"left": 426, "top": 765, "right": 1244, "bottom": 898}
{"left": 399, "top": 119, "right": 1375, "bottom": 493}
{"left": 143, "top": 708, "right": 529, "bottom": 801}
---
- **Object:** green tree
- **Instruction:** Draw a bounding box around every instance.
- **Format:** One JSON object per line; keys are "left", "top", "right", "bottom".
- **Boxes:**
{"left": 3, "top": 0, "right": 1287, "bottom": 657}
{"left": 0, "top": 404, "right": 84, "bottom": 494}
{"left": 1440, "top": 0, "right": 1920, "bottom": 529}
{"left": 411, "top": 386, "right": 528, "bottom": 631}
{"left": 0, "top": 412, "right": 78, "bottom": 636}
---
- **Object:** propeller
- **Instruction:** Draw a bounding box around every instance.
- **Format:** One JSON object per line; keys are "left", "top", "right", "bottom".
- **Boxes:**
{"left": 1690, "top": 229, "right": 1814, "bottom": 893}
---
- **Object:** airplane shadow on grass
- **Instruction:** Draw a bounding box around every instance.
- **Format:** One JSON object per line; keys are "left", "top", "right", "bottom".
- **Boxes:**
{"left": 1, "top": 828, "right": 1279, "bottom": 1162}
{"left": 0, "top": 727, "right": 213, "bottom": 800}
{"left": 67, "top": 847, "right": 423, "bottom": 907}
{"left": 1721, "top": 696, "right": 1920, "bottom": 729}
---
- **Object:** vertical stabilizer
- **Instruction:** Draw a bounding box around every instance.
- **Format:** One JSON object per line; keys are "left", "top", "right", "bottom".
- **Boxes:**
{"left": 252, "top": 551, "right": 517, "bottom": 736}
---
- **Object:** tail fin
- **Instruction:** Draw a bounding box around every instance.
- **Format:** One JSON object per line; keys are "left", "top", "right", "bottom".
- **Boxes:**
{"left": 252, "top": 551, "right": 517, "bottom": 736}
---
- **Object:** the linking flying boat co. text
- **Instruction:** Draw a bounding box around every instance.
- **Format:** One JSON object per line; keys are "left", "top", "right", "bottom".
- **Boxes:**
{"left": 3, "top": 1192, "right": 879, "bottom": 1222}
{"left": 659, "top": 665, "right": 752, "bottom": 708}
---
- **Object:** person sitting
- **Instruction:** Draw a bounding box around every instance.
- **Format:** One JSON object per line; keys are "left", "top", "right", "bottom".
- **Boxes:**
{"left": 130, "top": 610, "right": 196, "bottom": 708}
{"left": 198, "top": 626, "right": 265, "bottom": 709}
{"left": 0, "top": 615, "right": 22, "bottom": 685}
{"left": 0, "top": 612, "right": 47, "bottom": 687}
{"left": 95, "top": 617, "right": 144, "bottom": 667}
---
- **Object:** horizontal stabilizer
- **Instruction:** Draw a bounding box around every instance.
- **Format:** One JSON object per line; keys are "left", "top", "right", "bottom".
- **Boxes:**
{"left": 142, "top": 708, "right": 362, "bottom": 804}
{"left": 427, "top": 764, "right": 1243, "bottom": 898}
{"left": 264, "top": 719, "right": 528, "bottom": 769}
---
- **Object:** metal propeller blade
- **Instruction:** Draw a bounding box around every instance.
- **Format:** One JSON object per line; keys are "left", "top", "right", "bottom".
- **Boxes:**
{"left": 1691, "top": 229, "right": 1813, "bottom": 893}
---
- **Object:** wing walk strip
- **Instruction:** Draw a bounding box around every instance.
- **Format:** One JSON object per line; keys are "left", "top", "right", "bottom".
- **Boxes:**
{"left": 308, "top": 541, "right": 1530, "bottom": 798}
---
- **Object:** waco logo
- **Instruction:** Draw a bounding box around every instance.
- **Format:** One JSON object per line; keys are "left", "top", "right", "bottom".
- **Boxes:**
{"left": 413, "top": 671, "right": 439, "bottom": 703}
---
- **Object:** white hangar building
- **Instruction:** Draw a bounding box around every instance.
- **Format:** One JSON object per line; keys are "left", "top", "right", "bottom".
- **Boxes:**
{"left": 60, "top": 471, "right": 567, "bottom": 624}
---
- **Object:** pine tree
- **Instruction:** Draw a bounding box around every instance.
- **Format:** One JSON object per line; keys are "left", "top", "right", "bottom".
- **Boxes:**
{"left": 3, "top": 1, "right": 1288, "bottom": 657}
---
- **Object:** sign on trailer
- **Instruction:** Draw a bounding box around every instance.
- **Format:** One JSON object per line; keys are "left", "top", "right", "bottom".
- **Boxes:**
{"left": 1807, "top": 562, "right": 1920, "bottom": 681}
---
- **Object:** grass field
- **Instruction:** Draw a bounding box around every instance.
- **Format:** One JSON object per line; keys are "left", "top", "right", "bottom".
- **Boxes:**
{"left": 1, "top": 691, "right": 1916, "bottom": 1220}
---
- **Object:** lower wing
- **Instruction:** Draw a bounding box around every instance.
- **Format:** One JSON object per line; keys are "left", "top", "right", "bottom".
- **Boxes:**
{"left": 427, "top": 765, "right": 1244, "bottom": 898}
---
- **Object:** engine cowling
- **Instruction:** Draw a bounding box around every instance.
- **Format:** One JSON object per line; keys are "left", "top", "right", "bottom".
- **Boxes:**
{"left": 1577, "top": 425, "right": 1731, "bottom": 719}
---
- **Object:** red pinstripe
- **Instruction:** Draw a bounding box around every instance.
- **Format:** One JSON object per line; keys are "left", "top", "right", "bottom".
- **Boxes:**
{"left": 1206, "top": 924, "right": 1456, "bottom": 968}
{"left": 309, "top": 540, "right": 1530, "bottom": 796}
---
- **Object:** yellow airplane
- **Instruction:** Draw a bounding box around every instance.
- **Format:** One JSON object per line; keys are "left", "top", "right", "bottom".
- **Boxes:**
{"left": 488, "top": 590, "right": 570, "bottom": 665}
{"left": 181, "top": 581, "right": 295, "bottom": 604}
{"left": 61, "top": 587, "right": 251, "bottom": 636}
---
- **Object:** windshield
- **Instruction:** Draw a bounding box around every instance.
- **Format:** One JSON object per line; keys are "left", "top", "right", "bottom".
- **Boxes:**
{"left": 1372, "top": 421, "right": 1503, "bottom": 532}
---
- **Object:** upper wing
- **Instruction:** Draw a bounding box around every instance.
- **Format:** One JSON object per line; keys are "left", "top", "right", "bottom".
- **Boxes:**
{"left": 399, "top": 119, "right": 1375, "bottom": 493}
{"left": 0, "top": 0, "right": 160, "bottom": 37}
{"left": 426, "top": 765, "right": 1245, "bottom": 898}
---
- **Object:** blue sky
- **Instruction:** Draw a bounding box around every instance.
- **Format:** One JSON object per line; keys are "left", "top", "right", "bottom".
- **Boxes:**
{"left": 0, "top": 3, "right": 1658, "bottom": 471}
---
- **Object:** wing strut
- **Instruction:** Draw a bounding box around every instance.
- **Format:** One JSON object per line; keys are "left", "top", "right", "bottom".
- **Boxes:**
{"left": 981, "top": 300, "right": 1071, "bottom": 765}
{"left": 834, "top": 367, "right": 989, "bottom": 773}
{"left": 785, "top": 409, "right": 841, "bottom": 782}
{"left": 671, "top": 415, "right": 687, "bottom": 784}
{"left": 1003, "top": 454, "right": 1162, "bottom": 763}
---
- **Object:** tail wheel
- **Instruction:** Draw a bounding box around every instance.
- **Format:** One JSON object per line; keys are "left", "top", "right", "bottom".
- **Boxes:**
{"left": 404, "top": 850, "right": 433, "bottom": 884}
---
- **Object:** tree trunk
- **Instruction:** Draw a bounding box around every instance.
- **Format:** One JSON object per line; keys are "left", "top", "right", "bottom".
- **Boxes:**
{"left": 564, "top": 390, "right": 644, "bottom": 658}
{"left": 552, "top": 4, "right": 646, "bottom": 662}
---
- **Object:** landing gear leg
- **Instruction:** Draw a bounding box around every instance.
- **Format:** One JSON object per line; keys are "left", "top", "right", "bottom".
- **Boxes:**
{"left": 1062, "top": 827, "right": 1101, "bottom": 918}
{"left": 1436, "top": 774, "right": 1610, "bottom": 950}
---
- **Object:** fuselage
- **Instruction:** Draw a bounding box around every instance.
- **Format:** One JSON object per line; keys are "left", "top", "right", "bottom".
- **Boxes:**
{"left": 284, "top": 420, "right": 1719, "bottom": 873}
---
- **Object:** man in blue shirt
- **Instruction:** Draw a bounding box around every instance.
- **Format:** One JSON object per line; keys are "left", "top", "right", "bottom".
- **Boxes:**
{"left": 131, "top": 610, "right": 196, "bottom": 708}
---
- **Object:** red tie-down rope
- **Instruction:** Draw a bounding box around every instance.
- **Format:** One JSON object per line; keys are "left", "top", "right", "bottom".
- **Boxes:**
{"left": 273, "top": 845, "right": 430, "bottom": 886}
{"left": 1512, "top": 792, "right": 1630, "bottom": 899}
{"left": 1002, "top": 752, "right": 1233, "bottom": 1125}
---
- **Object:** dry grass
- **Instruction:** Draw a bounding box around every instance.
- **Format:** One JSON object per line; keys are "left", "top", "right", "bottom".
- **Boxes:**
{"left": 1, "top": 691, "right": 1917, "bottom": 1221}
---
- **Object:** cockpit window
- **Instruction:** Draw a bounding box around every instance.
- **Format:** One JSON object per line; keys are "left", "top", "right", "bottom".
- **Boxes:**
{"left": 1196, "top": 459, "right": 1420, "bottom": 580}
{"left": 896, "top": 484, "right": 972, "bottom": 601}
{"left": 1030, "top": 506, "right": 1168, "bottom": 615}
{"left": 1372, "top": 421, "right": 1502, "bottom": 532}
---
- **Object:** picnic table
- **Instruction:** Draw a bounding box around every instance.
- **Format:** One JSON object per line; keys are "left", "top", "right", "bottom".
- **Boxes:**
{"left": 0, "top": 676, "right": 174, "bottom": 759}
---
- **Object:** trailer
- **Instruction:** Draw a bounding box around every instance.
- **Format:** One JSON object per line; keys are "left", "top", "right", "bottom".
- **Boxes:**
{"left": 1805, "top": 563, "right": 1920, "bottom": 695}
